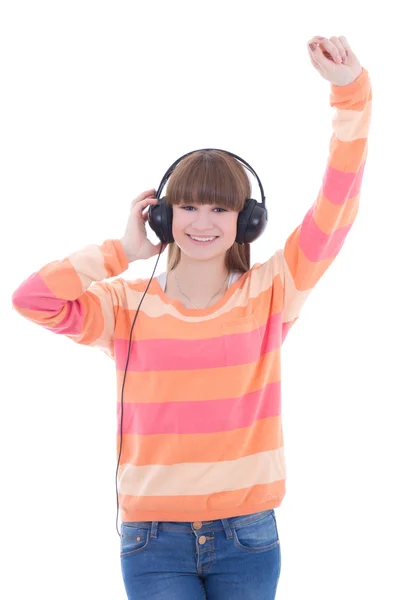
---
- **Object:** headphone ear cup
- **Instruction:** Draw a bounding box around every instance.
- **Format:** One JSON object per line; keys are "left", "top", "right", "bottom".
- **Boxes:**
{"left": 148, "top": 196, "right": 174, "bottom": 244}
{"left": 236, "top": 199, "right": 268, "bottom": 244}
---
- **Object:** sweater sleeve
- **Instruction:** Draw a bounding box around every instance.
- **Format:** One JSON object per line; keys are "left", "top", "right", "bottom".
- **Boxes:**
{"left": 277, "top": 67, "right": 372, "bottom": 338}
{"left": 11, "top": 238, "right": 129, "bottom": 358}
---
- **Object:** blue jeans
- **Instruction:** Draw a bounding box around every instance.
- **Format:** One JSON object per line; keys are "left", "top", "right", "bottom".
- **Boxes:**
{"left": 120, "top": 508, "right": 281, "bottom": 599}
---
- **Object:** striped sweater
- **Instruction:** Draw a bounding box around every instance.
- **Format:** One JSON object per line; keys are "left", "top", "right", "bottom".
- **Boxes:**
{"left": 11, "top": 68, "right": 372, "bottom": 523}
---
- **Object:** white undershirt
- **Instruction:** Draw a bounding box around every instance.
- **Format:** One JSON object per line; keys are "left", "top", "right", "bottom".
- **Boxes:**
{"left": 157, "top": 270, "right": 242, "bottom": 292}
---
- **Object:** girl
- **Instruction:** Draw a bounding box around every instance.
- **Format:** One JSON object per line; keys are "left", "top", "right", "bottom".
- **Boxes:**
{"left": 11, "top": 35, "right": 372, "bottom": 600}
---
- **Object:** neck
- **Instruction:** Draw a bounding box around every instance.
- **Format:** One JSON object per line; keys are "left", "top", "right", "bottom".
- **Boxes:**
{"left": 167, "top": 255, "right": 230, "bottom": 306}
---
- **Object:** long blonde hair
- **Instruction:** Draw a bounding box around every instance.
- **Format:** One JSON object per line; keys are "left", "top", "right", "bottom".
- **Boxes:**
{"left": 164, "top": 150, "right": 252, "bottom": 274}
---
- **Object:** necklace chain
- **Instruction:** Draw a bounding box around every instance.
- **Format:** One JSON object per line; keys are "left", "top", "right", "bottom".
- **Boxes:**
{"left": 172, "top": 270, "right": 230, "bottom": 309}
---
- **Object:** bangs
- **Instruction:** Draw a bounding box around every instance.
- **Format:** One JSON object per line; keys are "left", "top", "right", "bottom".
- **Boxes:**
{"left": 164, "top": 150, "right": 251, "bottom": 212}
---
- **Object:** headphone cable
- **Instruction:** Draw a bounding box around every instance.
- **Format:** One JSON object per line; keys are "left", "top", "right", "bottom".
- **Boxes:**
{"left": 115, "top": 242, "right": 166, "bottom": 538}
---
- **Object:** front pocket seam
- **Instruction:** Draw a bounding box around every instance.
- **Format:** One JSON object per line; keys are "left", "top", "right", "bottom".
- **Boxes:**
{"left": 234, "top": 512, "right": 272, "bottom": 530}
{"left": 232, "top": 529, "right": 280, "bottom": 553}
{"left": 120, "top": 541, "right": 150, "bottom": 557}
{"left": 120, "top": 529, "right": 151, "bottom": 557}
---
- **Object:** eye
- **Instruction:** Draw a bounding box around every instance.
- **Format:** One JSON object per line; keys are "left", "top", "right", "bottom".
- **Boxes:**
{"left": 180, "top": 206, "right": 227, "bottom": 212}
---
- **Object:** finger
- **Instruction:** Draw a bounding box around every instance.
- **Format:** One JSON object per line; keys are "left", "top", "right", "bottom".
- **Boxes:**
{"left": 338, "top": 35, "right": 353, "bottom": 59}
{"left": 308, "top": 40, "right": 332, "bottom": 63}
{"left": 134, "top": 197, "right": 158, "bottom": 212}
{"left": 132, "top": 189, "right": 156, "bottom": 205}
{"left": 339, "top": 36, "right": 351, "bottom": 52}
{"left": 308, "top": 43, "right": 335, "bottom": 71}
{"left": 140, "top": 188, "right": 156, "bottom": 197}
{"left": 309, "top": 36, "right": 342, "bottom": 63}
{"left": 330, "top": 36, "right": 347, "bottom": 62}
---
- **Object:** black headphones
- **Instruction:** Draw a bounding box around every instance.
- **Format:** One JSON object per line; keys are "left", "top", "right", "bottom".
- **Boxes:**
{"left": 115, "top": 148, "right": 268, "bottom": 538}
{"left": 148, "top": 148, "right": 268, "bottom": 244}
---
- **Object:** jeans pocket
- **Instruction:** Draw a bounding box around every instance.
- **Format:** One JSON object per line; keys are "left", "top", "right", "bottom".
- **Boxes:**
{"left": 120, "top": 523, "right": 151, "bottom": 557}
{"left": 233, "top": 511, "right": 280, "bottom": 553}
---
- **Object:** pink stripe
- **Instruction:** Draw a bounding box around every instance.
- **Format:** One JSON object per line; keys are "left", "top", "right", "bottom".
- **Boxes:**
{"left": 299, "top": 162, "right": 366, "bottom": 263}
{"left": 51, "top": 300, "right": 85, "bottom": 335}
{"left": 117, "top": 381, "right": 281, "bottom": 435}
{"left": 12, "top": 272, "right": 85, "bottom": 335}
{"left": 115, "top": 312, "right": 283, "bottom": 372}
{"left": 299, "top": 207, "right": 352, "bottom": 262}
{"left": 12, "top": 272, "right": 58, "bottom": 310}
{"left": 323, "top": 161, "right": 365, "bottom": 205}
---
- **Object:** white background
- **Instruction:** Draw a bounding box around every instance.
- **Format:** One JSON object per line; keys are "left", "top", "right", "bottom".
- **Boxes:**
{"left": 2, "top": 1, "right": 399, "bottom": 598}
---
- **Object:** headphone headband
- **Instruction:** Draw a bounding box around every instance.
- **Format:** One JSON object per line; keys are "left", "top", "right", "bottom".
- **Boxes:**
{"left": 154, "top": 148, "right": 266, "bottom": 208}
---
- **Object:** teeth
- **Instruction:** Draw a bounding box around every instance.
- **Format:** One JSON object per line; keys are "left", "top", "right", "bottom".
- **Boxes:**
{"left": 190, "top": 236, "right": 215, "bottom": 242}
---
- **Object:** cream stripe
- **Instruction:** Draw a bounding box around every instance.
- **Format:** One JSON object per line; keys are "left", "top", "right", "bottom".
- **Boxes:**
{"left": 118, "top": 447, "right": 286, "bottom": 496}
{"left": 278, "top": 249, "right": 312, "bottom": 323}
{"left": 126, "top": 252, "right": 281, "bottom": 324}
{"left": 68, "top": 244, "right": 108, "bottom": 287}
{"left": 68, "top": 245, "right": 114, "bottom": 352}
{"left": 333, "top": 100, "right": 372, "bottom": 141}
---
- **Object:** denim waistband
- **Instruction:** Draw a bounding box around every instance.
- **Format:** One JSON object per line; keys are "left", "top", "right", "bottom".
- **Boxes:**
{"left": 122, "top": 509, "right": 274, "bottom": 539}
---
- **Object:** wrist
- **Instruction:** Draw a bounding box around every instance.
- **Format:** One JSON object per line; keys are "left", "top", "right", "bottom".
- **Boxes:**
{"left": 119, "top": 238, "right": 136, "bottom": 263}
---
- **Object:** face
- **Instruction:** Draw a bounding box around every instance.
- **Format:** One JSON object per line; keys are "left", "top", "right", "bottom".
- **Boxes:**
{"left": 171, "top": 202, "right": 239, "bottom": 260}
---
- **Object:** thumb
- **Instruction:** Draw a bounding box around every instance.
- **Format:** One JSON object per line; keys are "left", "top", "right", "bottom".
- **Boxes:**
{"left": 308, "top": 42, "right": 330, "bottom": 67}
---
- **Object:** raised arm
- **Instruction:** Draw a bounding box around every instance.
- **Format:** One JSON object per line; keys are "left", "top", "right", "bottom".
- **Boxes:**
{"left": 278, "top": 38, "right": 372, "bottom": 338}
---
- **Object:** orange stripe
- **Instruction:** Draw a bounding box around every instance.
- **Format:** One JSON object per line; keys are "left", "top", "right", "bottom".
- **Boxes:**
{"left": 328, "top": 137, "right": 368, "bottom": 172}
{"left": 117, "top": 347, "right": 281, "bottom": 404}
{"left": 314, "top": 190, "right": 360, "bottom": 233}
{"left": 119, "top": 480, "right": 286, "bottom": 522}
{"left": 331, "top": 83, "right": 372, "bottom": 111}
{"left": 118, "top": 415, "right": 283, "bottom": 466}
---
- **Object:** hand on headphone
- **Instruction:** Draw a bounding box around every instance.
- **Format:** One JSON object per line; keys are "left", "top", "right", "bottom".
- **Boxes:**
{"left": 307, "top": 35, "right": 363, "bottom": 86}
{"left": 120, "top": 189, "right": 168, "bottom": 263}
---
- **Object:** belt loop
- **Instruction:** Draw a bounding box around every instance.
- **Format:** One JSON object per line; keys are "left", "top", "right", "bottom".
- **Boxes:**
{"left": 221, "top": 518, "right": 233, "bottom": 540}
{"left": 150, "top": 521, "right": 159, "bottom": 538}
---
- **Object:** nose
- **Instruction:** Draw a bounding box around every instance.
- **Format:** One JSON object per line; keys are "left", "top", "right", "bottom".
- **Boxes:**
{"left": 191, "top": 209, "right": 214, "bottom": 231}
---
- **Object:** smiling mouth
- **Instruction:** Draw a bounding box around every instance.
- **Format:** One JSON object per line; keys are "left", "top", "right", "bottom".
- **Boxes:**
{"left": 187, "top": 234, "right": 219, "bottom": 244}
